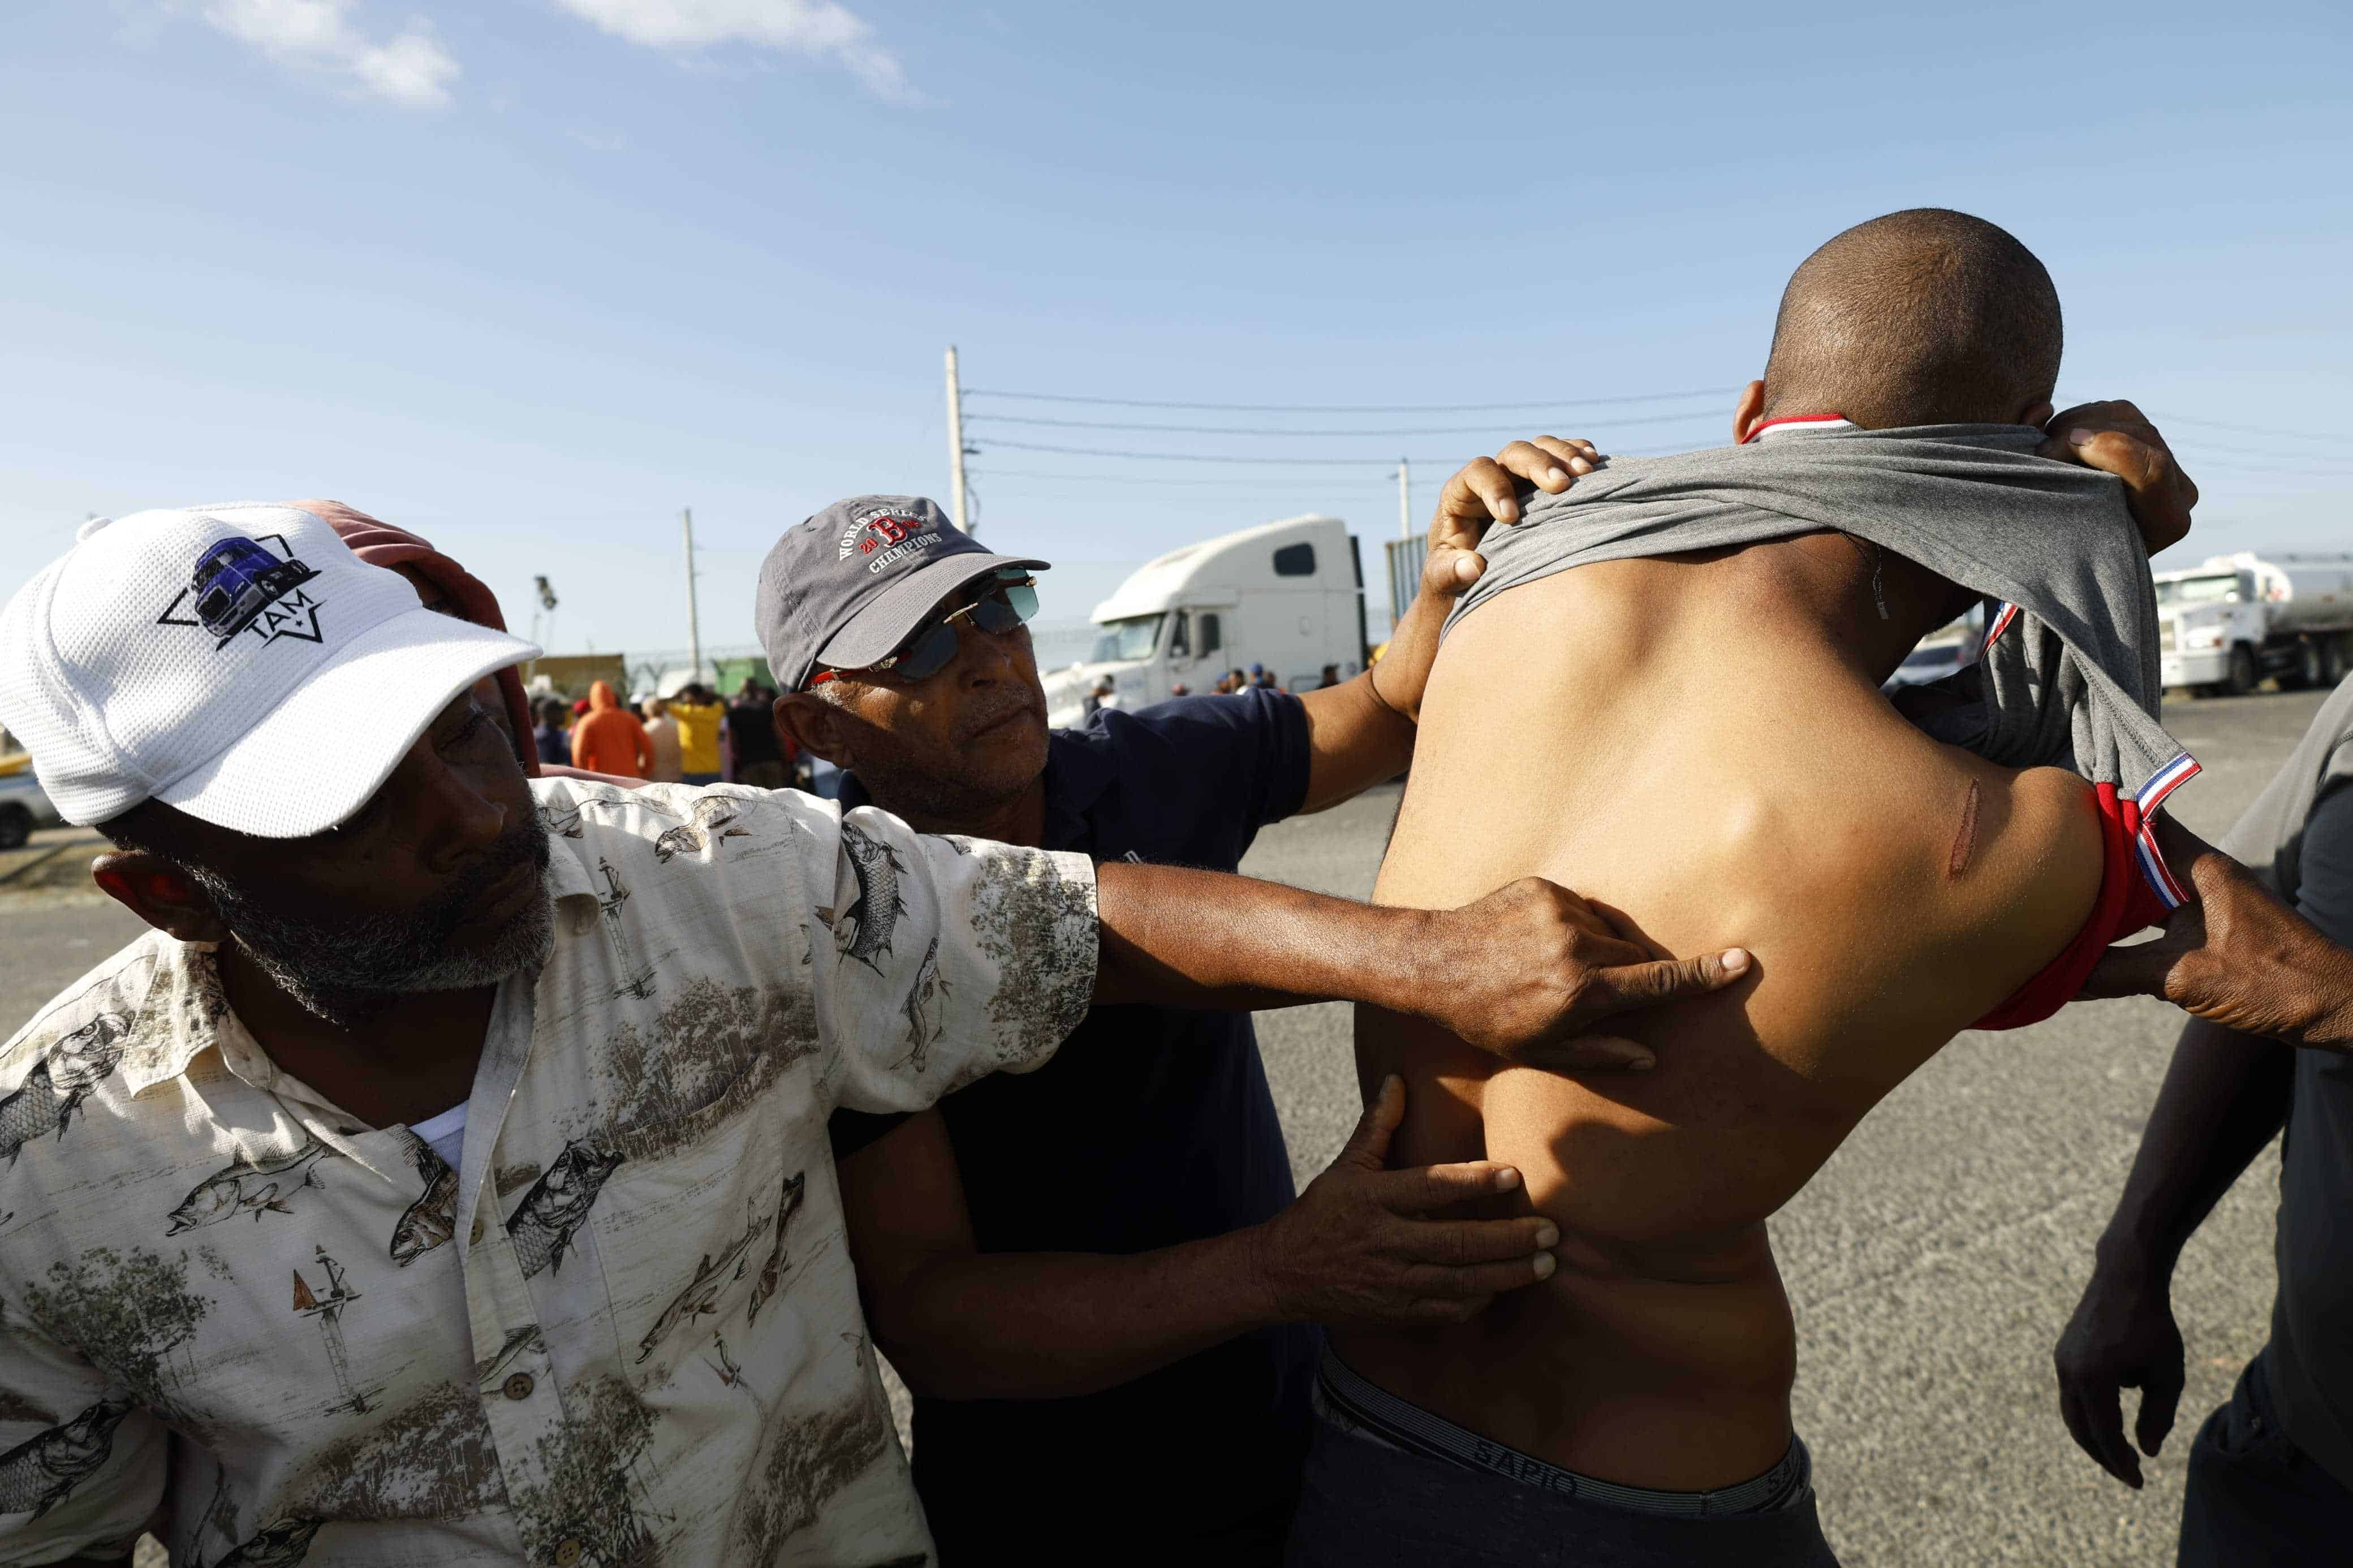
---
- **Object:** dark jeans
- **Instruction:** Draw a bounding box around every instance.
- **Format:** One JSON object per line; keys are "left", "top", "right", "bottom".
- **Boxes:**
{"left": 2179, "top": 1349, "right": 2353, "bottom": 1566}
{"left": 1285, "top": 1416, "right": 1839, "bottom": 1568}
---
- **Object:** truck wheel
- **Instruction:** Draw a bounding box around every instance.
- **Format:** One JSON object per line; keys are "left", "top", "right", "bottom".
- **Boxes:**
{"left": 2327, "top": 640, "right": 2350, "bottom": 687}
{"left": 2289, "top": 642, "right": 2324, "bottom": 690}
{"left": 0, "top": 805, "right": 29, "bottom": 851}
{"left": 2225, "top": 645, "right": 2259, "bottom": 697}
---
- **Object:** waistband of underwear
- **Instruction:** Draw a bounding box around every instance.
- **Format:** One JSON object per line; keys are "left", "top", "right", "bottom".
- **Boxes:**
{"left": 1314, "top": 1348, "right": 1810, "bottom": 1517}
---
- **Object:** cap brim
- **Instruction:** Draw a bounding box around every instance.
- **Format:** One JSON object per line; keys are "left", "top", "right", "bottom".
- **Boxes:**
{"left": 157, "top": 607, "right": 542, "bottom": 838}
{"left": 817, "top": 550, "right": 1050, "bottom": 674}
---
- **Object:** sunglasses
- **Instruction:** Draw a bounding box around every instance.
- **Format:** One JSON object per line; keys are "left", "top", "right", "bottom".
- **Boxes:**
{"left": 810, "top": 571, "right": 1039, "bottom": 687}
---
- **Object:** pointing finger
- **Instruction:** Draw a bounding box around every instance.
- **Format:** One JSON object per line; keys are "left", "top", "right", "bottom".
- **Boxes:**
{"left": 1374, "top": 1160, "right": 1525, "bottom": 1212}
{"left": 1578, "top": 949, "right": 1753, "bottom": 1018}
{"left": 1376, "top": 1213, "right": 1561, "bottom": 1265}
{"left": 1403, "top": 1251, "right": 1560, "bottom": 1299}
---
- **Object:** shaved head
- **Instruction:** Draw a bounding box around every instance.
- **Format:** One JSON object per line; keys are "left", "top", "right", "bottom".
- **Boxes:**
{"left": 1762, "top": 209, "right": 2062, "bottom": 429}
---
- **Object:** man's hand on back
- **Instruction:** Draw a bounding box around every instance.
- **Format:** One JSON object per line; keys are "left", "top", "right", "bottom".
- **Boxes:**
{"left": 1412, "top": 878, "right": 1751, "bottom": 1071}
{"left": 1247, "top": 1076, "right": 1559, "bottom": 1327}
{"left": 2036, "top": 400, "right": 2197, "bottom": 556}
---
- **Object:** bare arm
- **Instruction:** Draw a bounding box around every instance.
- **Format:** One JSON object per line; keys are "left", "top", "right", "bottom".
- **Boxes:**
{"left": 1294, "top": 439, "right": 1598, "bottom": 813}
{"left": 841, "top": 1081, "right": 1557, "bottom": 1401}
{"left": 1091, "top": 860, "right": 1749, "bottom": 1072}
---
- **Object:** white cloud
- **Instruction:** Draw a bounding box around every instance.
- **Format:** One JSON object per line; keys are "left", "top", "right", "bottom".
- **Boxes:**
{"left": 201, "top": 0, "right": 460, "bottom": 107}
{"left": 553, "top": 0, "right": 911, "bottom": 99}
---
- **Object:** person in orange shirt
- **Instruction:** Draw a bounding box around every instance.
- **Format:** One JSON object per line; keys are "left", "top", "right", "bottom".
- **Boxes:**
{"left": 569, "top": 680, "right": 652, "bottom": 778}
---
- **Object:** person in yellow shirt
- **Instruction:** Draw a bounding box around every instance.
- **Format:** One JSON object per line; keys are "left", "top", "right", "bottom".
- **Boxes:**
{"left": 667, "top": 683, "right": 725, "bottom": 783}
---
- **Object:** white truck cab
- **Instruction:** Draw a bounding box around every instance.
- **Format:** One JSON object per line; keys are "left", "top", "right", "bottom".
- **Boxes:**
{"left": 1041, "top": 515, "right": 1369, "bottom": 727}
{"left": 2156, "top": 551, "right": 2353, "bottom": 696}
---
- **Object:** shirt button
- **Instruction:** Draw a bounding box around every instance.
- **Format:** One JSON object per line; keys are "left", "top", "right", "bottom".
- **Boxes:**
{"left": 552, "top": 1538, "right": 584, "bottom": 1567}
{"left": 503, "top": 1372, "right": 535, "bottom": 1401}
{"left": 470, "top": 1216, "right": 486, "bottom": 1245}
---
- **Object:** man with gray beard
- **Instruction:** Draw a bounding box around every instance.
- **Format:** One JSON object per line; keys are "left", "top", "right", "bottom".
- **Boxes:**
{"left": 0, "top": 503, "right": 1723, "bottom": 1567}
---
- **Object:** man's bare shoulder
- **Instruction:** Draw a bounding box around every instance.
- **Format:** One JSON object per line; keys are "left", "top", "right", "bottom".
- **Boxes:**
{"left": 1890, "top": 753, "right": 2106, "bottom": 1016}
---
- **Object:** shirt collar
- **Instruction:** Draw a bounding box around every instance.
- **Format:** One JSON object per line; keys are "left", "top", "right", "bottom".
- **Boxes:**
{"left": 116, "top": 938, "right": 229, "bottom": 1095}
{"left": 1742, "top": 413, "right": 1855, "bottom": 444}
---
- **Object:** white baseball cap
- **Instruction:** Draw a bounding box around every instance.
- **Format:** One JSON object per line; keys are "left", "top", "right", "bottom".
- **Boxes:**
{"left": 0, "top": 503, "right": 541, "bottom": 837}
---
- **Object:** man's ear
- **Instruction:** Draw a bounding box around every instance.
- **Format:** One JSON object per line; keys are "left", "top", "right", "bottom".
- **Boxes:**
{"left": 91, "top": 850, "right": 229, "bottom": 944}
{"left": 1733, "top": 380, "right": 1768, "bottom": 444}
{"left": 774, "top": 693, "right": 853, "bottom": 769}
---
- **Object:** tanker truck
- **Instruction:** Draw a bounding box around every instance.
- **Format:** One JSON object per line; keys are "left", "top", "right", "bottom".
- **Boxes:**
{"left": 2156, "top": 551, "right": 2353, "bottom": 697}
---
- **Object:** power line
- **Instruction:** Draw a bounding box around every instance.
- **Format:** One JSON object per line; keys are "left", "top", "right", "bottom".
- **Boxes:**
{"left": 976, "top": 439, "right": 1498, "bottom": 465}
{"left": 964, "top": 407, "right": 1722, "bottom": 438}
{"left": 971, "top": 467, "right": 1399, "bottom": 489}
{"left": 963, "top": 386, "right": 1739, "bottom": 414}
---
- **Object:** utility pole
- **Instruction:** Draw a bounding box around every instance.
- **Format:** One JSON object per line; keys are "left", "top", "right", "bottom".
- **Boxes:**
{"left": 945, "top": 345, "right": 972, "bottom": 533}
{"left": 681, "top": 507, "right": 703, "bottom": 684}
{"left": 1397, "top": 457, "right": 1412, "bottom": 538}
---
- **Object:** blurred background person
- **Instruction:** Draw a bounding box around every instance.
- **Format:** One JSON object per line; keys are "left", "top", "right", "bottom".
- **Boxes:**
{"left": 1316, "top": 664, "right": 1342, "bottom": 689}
{"left": 670, "top": 681, "right": 725, "bottom": 784}
{"left": 723, "top": 677, "right": 790, "bottom": 788}
{"left": 640, "top": 693, "right": 684, "bottom": 783}
{"left": 533, "top": 697, "right": 570, "bottom": 768}
{"left": 570, "top": 679, "right": 650, "bottom": 777}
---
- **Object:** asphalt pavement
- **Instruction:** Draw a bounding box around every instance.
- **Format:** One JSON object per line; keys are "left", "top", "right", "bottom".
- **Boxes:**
{"left": 1, "top": 687, "right": 2330, "bottom": 1567}
{"left": 1239, "top": 686, "right": 2333, "bottom": 1568}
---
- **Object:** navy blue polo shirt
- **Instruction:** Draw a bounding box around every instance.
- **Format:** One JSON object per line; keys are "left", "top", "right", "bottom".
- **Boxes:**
{"left": 828, "top": 687, "right": 1317, "bottom": 1562}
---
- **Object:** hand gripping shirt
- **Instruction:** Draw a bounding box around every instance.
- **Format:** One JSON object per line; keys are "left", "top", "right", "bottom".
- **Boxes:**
{"left": 0, "top": 777, "right": 1096, "bottom": 1568}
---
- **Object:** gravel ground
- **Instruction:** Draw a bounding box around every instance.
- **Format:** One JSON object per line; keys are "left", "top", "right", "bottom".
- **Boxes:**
{"left": 1238, "top": 687, "right": 2330, "bottom": 1568}
{"left": 11, "top": 686, "right": 2325, "bottom": 1566}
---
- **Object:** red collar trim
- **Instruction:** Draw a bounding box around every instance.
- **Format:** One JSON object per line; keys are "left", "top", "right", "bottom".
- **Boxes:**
{"left": 1742, "top": 413, "right": 1854, "bottom": 444}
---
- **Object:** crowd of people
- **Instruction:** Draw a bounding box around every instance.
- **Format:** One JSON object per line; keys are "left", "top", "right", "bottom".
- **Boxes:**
{"left": 526, "top": 676, "right": 843, "bottom": 797}
{"left": 5, "top": 208, "right": 2353, "bottom": 1568}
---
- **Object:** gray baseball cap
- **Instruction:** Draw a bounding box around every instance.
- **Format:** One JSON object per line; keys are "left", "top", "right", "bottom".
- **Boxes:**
{"left": 755, "top": 495, "right": 1049, "bottom": 691}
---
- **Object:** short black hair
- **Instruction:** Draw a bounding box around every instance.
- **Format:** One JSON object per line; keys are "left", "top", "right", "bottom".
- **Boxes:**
{"left": 1762, "top": 209, "right": 2062, "bottom": 429}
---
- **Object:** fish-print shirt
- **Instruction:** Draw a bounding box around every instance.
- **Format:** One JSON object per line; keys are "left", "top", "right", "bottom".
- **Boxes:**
{"left": 0, "top": 778, "right": 1098, "bottom": 1568}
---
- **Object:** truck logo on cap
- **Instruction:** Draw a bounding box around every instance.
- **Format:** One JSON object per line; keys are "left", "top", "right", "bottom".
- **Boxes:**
{"left": 156, "top": 533, "right": 325, "bottom": 650}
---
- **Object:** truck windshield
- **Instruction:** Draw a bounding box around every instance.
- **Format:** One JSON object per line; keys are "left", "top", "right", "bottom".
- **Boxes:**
{"left": 2156, "top": 574, "right": 2240, "bottom": 608}
{"left": 1092, "top": 614, "right": 1164, "bottom": 662}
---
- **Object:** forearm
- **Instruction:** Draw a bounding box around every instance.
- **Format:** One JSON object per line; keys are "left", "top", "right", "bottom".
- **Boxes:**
{"left": 1296, "top": 672, "right": 1416, "bottom": 813}
{"left": 876, "top": 1228, "right": 1278, "bottom": 1401}
{"left": 1093, "top": 861, "right": 1425, "bottom": 1013}
{"left": 2097, "top": 1017, "right": 2292, "bottom": 1274}
{"left": 1295, "top": 586, "right": 1452, "bottom": 812}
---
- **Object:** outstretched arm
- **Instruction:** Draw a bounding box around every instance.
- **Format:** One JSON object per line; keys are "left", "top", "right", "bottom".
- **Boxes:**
{"left": 842, "top": 1079, "right": 1559, "bottom": 1401}
{"left": 1092, "top": 860, "right": 1749, "bottom": 1073}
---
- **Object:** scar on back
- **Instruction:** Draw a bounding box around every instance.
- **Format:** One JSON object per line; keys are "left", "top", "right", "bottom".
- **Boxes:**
{"left": 1949, "top": 779, "right": 1981, "bottom": 877}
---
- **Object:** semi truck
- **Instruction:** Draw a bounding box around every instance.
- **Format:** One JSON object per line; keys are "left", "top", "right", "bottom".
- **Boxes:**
{"left": 1040, "top": 515, "right": 1371, "bottom": 727}
{"left": 2156, "top": 551, "right": 2353, "bottom": 697}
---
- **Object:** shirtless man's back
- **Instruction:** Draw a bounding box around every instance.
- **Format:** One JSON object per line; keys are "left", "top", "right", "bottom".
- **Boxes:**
{"left": 1290, "top": 210, "right": 2144, "bottom": 1568}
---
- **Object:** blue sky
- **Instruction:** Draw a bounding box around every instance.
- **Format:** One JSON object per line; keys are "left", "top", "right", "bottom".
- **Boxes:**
{"left": 5, "top": 1, "right": 2349, "bottom": 662}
